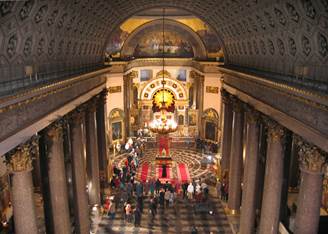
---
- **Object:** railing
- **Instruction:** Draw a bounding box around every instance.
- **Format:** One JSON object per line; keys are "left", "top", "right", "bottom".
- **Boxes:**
{"left": 0, "top": 63, "right": 107, "bottom": 97}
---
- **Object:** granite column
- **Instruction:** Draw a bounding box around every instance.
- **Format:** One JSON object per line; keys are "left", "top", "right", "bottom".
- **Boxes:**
{"left": 228, "top": 97, "right": 244, "bottom": 213}
{"left": 239, "top": 107, "right": 261, "bottom": 234}
{"left": 294, "top": 138, "right": 326, "bottom": 234}
{"left": 258, "top": 120, "right": 285, "bottom": 234}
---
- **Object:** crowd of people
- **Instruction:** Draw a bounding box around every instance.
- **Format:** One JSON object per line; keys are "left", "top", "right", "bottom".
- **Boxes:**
{"left": 105, "top": 139, "right": 214, "bottom": 227}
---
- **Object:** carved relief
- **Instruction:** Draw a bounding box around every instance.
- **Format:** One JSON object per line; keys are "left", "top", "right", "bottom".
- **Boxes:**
{"left": 318, "top": 33, "right": 328, "bottom": 57}
{"left": 253, "top": 40, "right": 259, "bottom": 54}
{"left": 274, "top": 8, "right": 286, "bottom": 26}
{"left": 5, "top": 135, "right": 39, "bottom": 173}
{"left": 286, "top": 3, "right": 300, "bottom": 23}
{"left": 267, "top": 39, "right": 275, "bottom": 55}
{"left": 266, "top": 119, "right": 285, "bottom": 143}
{"left": 48, "top": 39, "right": 55, "bottom": 56}
{"left": 19, "top": 0, "right": 34, "bottom": 21}
{"left": 277, "top": 38, "right": 285, "bottom": 56}
{"left": 58, "top": 39, "right": 64, "bottom": 55}
{"left": 264, "top": 11, "right": 275, "bottom": 28}
{"left": 302, "top": 0, "right": 316, "bottom": 20}
{"left": 260, "top": 40, "right": 266, "bottom": 55}
{"left": 256, "top": 15, "right": 266, "bottom": 30}
{"left": 288, "top": 37, "right": 297, "bottom": 56}
{"left": 6, "top": 34, "right": 18, "bottom": 58}
{"left": 57, "top": 13, "right": 67, "bottom": 29}
{"left": 34, "top": 5, "right": 48, "bottom": 24}
{"left": 321, "top": 0, "right": 328, "bottom": 13}
{"left": 0, "top": 1, "right": 15, "bottom": 17}
{"left": 23, "top": 36, "right": 33, "bottom": 57}
{"left": 296, "top": 136, "right": 326, "bottom": 173}
{"left": 302, "top": 36, "right": 311, "bottom": 56}
{"left": 37, "top": 38, "right": 45, "bottom": 56}
{"left": 248, "top": 17, "right": 257, "bottom": 32}
{"left": 47, "top": 10, "right": 58, "bottom": 26}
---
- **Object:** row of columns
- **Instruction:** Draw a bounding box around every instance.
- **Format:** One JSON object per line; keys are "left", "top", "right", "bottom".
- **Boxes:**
{"left": 4, "top": 89, "right": 109, "bottom": 234}
{"left": 220, "top": 89, "right": 327, "bottom": 234}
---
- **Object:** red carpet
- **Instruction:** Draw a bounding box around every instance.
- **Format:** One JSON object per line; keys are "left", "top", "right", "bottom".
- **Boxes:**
{"left": 178, "top": 163, "right": 190, "bottom": 183}
{"left": 140, "top": 163, "right": 149, "bottom": 182}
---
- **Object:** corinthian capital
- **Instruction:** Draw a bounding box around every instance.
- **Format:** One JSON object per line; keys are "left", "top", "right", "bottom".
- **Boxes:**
{"left": 220, "top": 89, "right": 231, "bottom": 104}
{"left": 231, "top": 96, "right": 243, "bottom": 112}
{"left": 245, "top": 105, "right": 260, "bottom": 124}
{"left": 295, "top": 136, "right": 327, "bottom": 173}
{"left": 5, "top": 135, "right": 39, "bottom": 173}
{"left": 44, "top": 119, "right": 65, "bottom": 148}
{"left": 265, "top": 118, "right": 285, "bottom": 143}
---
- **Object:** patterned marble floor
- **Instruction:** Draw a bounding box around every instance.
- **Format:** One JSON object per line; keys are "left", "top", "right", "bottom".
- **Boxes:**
{"left": 113, "top": 148, "right": 215, "bottom": 181}
{"left": 97, "top": 192, "right": 233, "bottom": 234}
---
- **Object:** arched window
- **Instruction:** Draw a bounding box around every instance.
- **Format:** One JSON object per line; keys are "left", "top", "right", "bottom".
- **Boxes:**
{"left": 178, "top": 115, "right": 184, "bottom": 125}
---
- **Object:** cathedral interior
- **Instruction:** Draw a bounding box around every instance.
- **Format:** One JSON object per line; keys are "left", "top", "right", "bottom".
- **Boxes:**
{"left": 0, "top": 0, "right": 327, "bottom": 233}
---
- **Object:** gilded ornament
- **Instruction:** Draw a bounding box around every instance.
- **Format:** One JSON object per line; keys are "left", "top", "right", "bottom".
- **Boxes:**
{"left": 5, "top": 135, "right": 39, "bottom": 172}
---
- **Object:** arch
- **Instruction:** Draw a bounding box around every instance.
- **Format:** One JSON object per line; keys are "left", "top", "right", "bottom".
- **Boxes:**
{"left": 140, "top": 70, "right": 188, "bottom": 101}
{"left": 120, "top": 19, "right": 207, "bottom": 59}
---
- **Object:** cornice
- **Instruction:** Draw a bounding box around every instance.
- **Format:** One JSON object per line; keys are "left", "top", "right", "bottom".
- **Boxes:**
{"left": 219, "top": 67, "right": 328, "bottom": 112}
{"left": 0, "top": 68, "right": 110, "bottom": 114}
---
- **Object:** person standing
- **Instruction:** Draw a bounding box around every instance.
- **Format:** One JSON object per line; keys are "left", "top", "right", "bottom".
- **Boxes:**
{"left": 149, "top": 179, "right": 155, "bottom": 197}
{"left": 216, "top": 179, "right": 222, "bottom": 199}
{"left": 155, "top": 179, "right": 161, "bottom": 194}
{"left": 187, "top": 182, "right": 194, "bottom": 200}
{"left": 164, "top": 189, "right": 170, "bottom": 208}
{"left": 134, "top": 206, "right": 142, "bottom": 227}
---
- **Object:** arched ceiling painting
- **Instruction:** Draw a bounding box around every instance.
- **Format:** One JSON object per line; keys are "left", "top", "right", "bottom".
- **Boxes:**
{"left": 105, "top": 8, "right": 222, "bottom": 59}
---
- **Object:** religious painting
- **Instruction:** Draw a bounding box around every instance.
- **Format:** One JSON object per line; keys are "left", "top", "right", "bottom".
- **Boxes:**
{"left": 189, "top": 112, "right": 197, "bottom": 126}
{"left": 205, "top": 121, "right": 216, "bottom": 141}
{"left": 133, "top": 30, "right": 194, "bottom": 58}
{"left": 177, "top": 69, "right": 187, "bottom": 81}
{"left": 112, "top": 121, "right": 122, "bottom": 141}
{"left": 140, "top": 69, "right": 152, "bottom": 81}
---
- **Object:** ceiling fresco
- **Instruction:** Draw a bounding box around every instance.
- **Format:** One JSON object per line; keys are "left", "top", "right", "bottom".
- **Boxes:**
{"left": 105, "top": 15, "right": 221, "bottom": 59}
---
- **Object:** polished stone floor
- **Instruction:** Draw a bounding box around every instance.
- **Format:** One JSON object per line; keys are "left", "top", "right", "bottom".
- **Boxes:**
{"left": 97, "top": 191, "right": 233, "bottom": 234}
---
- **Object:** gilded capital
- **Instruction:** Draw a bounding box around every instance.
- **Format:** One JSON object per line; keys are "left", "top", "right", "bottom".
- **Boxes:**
{"left": 5, "top": 135, "right": 39, "bottom": 173}
{"left": 295, "top": 136, "right": 327, "bottom": 174}
{"left": 265, "top": 119, "right": 285, "bottom": 143}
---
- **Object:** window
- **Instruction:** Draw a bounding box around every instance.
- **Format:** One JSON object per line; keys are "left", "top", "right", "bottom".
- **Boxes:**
{"left": 140, "top": 69, "right": 152, "bottom": 81}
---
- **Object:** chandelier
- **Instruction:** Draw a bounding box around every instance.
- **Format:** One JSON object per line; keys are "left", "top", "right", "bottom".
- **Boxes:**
{"left": 149, "top": 8, "right": 178, "bottom": 134}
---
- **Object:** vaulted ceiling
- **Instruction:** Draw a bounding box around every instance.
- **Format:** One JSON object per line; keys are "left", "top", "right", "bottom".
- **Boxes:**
{"left": 0, "top": 0, "right": 327, "bottom": 83}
